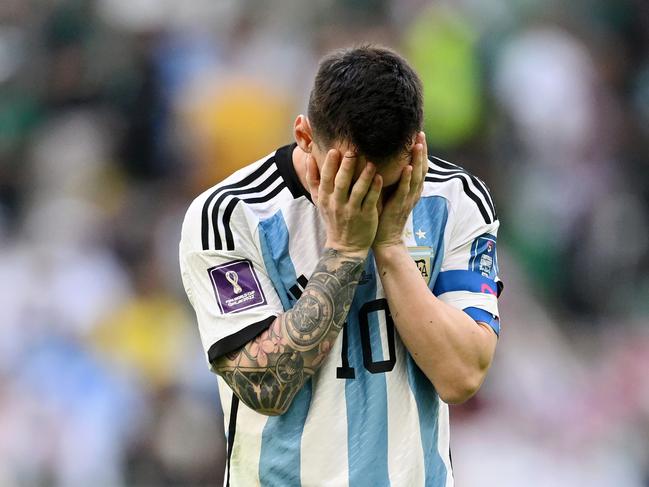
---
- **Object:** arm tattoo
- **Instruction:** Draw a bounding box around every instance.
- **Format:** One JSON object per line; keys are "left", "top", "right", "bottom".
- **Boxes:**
{"left": 213, "top": 248, "right": 364, "bottom": 415}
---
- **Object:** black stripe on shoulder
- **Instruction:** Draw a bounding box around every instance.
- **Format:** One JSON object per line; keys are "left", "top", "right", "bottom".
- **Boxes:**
{"left": 427, "top": 168, "right": 497, "bottom": 221}
{"left": 425, "top": 174, "right": 492, "bottom": 224}
{"left": 219, "top": 181, "right": 287, "bottom": 250}
{"left": 201, "top": 156, "right": 276, "bottom": 250}
{"left": 427, "top": 157, "right": 497, "bottom": 223}
{"left": 211, "top": 170, "right": 282, "bottom": 250}
{"left": 429, "top": 157, "right": 496, "bottom": 219}
{"left": 207, "top": 316, "right": 276, "bottom": 363}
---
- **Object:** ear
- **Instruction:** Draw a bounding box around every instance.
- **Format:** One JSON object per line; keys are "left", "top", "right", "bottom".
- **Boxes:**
{"left": 293, "top": 115, "right": 314, "bottom": 154}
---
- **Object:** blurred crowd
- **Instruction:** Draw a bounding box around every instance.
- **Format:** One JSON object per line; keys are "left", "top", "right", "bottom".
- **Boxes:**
{"left": 0, "top": 0, "right": 648, "bottom": 485}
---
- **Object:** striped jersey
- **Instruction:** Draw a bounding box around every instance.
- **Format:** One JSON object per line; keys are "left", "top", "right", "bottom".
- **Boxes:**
{"left": 179, "top": 144, "right": 502, "bottom": 487}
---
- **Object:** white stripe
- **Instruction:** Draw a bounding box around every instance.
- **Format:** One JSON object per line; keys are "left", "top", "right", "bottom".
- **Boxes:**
{"left": 380, "top": 274, "right": 426, "bottom": 487}
{"left": 299, "top": 338, "right": 350, "bottom": 487}
{"left": 437, "top": 400, "right": 454, "bottom": 486}
{"left": 437, "top": 290, "right": 499, "bottom": 316}
{"left": 231, "top": 406, "right": 267, "bottom": 486}
{"left": 377, "top": 305, "right": 390, "bottom": 360}
{"left": 217, "top": 379, "right": 268, "bottom": 487}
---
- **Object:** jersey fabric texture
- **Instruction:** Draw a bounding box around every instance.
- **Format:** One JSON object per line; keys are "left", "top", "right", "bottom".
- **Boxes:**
{"left": 179, "top": 143, "right": 502, "bottom": 487}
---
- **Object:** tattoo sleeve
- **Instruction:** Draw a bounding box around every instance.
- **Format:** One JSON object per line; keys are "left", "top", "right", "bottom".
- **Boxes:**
{"left": 212, "top": 248, "right": 364, "bottom": 415}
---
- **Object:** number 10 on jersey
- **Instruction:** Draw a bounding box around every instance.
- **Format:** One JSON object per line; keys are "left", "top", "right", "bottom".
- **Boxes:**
{"left": 336, "top": 298, "right": 397, "bottom": 379}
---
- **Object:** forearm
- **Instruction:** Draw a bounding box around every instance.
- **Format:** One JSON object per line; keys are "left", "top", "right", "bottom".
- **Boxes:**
{"left": 374, "top": 244, "right": 497, "bottom": 404}
{"left": 213, "top": 248, "right": 365, "bottom": 415}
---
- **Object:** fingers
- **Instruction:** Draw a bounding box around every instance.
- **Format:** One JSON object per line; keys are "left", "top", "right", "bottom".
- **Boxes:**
{"left": 396, "top": 165, "right": 413, "bottom": 201}
{"left": 362, "top": 174, "right": 383, "bottom": 212}
{"left": 349, "top": 161, "right": 376, "bottom": 208}
{"left": 407, "top": 131, "right": 427, "bottom": 198}
{"left": 409, "top": 140, "right": 424, "bottom": 195}
{"left": 319, "top": 149, "right": 341, "bottom": 199}
{"left": 305, "top": 154, "right": 320, "bottom": 203}
{"left": 333, "top": 151, "right": 357, "bottom": 203}
{"left": 420, "top": 132, "right": 428, "bottom": 180}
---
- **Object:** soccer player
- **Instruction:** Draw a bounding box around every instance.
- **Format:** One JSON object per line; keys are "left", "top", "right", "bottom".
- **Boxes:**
{"left": 179, "top": 46, "right": 502, "bottom": 487}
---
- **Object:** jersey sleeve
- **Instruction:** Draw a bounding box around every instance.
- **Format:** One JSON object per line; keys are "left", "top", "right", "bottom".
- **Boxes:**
{"left": 433, "top": 198, "right": 503, "bottom": 336}
{"left": 179, "top": 200, "right": 284, "bottom": 368}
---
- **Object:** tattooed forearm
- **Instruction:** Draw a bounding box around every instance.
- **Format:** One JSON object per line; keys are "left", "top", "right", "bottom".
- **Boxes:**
{"left": 213, "top": 248, "right": 364, "bottom": 415}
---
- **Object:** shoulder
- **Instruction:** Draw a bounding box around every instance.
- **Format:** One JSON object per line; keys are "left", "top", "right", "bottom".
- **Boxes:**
{"left": 423, "top": 155, "right": 497, "bottom": 226}
{"left": 181, "top": 146, "right": 297, "bottom": 253}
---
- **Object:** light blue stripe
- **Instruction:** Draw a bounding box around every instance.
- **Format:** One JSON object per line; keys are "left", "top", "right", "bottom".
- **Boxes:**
{"left": 259, "top": 211, "right": 294, "bottom": 311}
{"left": 406, "top": 358, "right": 446, "bottom": 486}
{"left": 345, "top": 256, "right": 391, "bottom": 487}
{"left": 258, "top": 210, "right": 312, "bottom": 486}
{"left": 412, "top": 197, "right": 449, "bottom": 292}
{"left": 410, "top": 196, "right": 449, "bottom": 485}
{"left": 259, "top": 385, "right": 312, "bottom": 486}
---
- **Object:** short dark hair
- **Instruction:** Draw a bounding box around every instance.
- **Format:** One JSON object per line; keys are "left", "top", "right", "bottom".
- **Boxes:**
{"left": 308, "top": 45, "right": 423, "bottom": 164}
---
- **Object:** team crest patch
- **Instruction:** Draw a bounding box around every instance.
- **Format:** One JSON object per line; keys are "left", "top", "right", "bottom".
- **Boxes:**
{"left": 208, "top": 260, "right": 266, "bottom": 314}
{"left": 469, "top": 234, "right": 498, "bottom": 279}
{"left": 408, "top": 246, "right": 435, "bottom": 285}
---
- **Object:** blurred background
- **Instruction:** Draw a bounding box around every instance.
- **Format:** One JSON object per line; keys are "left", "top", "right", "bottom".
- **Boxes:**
{"left": 1, "top": 0, "right": 648, "bottom": 485}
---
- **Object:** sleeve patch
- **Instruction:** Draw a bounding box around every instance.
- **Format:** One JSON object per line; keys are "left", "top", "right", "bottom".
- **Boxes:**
{"left": 469, "top": 233, "right": 498, "bottom": 279}
{"left": 208, "top": 259, "right": 267, "bottom": 314}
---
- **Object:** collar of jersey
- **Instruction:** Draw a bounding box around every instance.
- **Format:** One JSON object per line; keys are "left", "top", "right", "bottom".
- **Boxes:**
{"left": 275, "top": 142, "right": 314, "bottom": 204}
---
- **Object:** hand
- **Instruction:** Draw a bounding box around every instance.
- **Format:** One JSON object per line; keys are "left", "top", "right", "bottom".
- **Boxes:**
{"left": 306, "top": 149, "right": 383, "bottom": 258}
{"left": 373, "top": 132, "right": 427, "bottom": 250}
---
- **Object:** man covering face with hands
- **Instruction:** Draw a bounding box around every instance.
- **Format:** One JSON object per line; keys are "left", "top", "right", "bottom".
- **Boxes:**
{"left": 180, "top": 45, "right": 502, "bottom": 487}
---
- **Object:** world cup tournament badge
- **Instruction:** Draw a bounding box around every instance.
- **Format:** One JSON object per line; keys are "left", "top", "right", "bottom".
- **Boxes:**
{"left": 407, "top": 246, "right": 435, "bottom": 285}
{"left": 208, "top": 260, "right": 266, "bottom": 314}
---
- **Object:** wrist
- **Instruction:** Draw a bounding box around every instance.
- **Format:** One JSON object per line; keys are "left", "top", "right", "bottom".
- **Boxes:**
{"left": 372, "top": 241, "right": 408, "bottom": 260}
{"left": 372, "top": 242, "right": 410, "bottom": 270}
{"left": 323, "top": 242, "right": 369, "bottom": 260}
